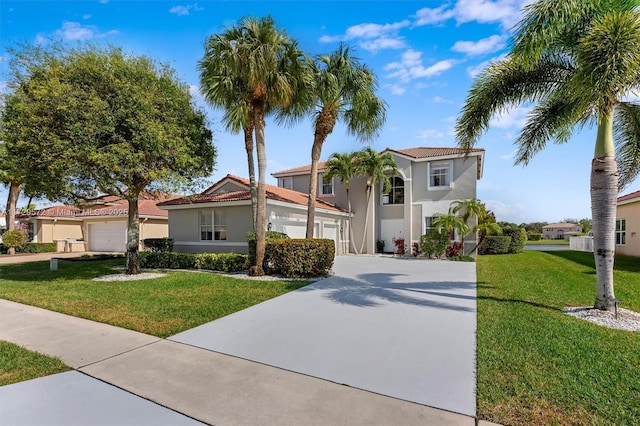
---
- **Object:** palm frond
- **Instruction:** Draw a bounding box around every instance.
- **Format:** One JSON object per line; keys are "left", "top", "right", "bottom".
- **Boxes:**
{"left": 615, "top": 101, "right": 640, "bottom": 188}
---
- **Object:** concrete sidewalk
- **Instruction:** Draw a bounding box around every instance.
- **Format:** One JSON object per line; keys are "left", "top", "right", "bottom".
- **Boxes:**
{"left": 0, "top": 299, "right": 475, "bottom": 425}
{"left": 0, "top": 251, "right": 109, "bottom": 265}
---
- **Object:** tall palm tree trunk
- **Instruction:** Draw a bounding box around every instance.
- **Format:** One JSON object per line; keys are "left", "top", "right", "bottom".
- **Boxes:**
{"left": 592, "top": 112, "right": 617, "bottom": 310}
{"left": 243, "top": 125, "right": 257, "bottom": 231}
{"left": 252, "top": 104, "right": 267, "bottom": 276}
{"left": 346, "top": 188, "right": 358, "bottom": 254}
{"left": 305, "top": 138, "right": 323, "bottom": 238}
{"left": 126, "top": 197, "right": 141, "bottom": 275}
{"left": 358, "top": 186, "right": 372, "bottom": 254}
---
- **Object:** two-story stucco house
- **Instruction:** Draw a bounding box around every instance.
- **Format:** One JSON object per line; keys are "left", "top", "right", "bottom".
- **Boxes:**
{"left": 272, "top": 147, "right": 485, "bottom": 254}
{"left": 616, "top": 189, "right": 640, "bottom": 257}
{"left": 157, "top": 146, "right": 484, "bottom": 255}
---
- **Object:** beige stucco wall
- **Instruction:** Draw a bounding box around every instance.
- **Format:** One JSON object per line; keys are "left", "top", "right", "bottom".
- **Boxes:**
{"left": 616, "top": 201, "right": 640, "bottom": 257}
{"left": 35, "top": 219, "right": 84, "bottom": 243}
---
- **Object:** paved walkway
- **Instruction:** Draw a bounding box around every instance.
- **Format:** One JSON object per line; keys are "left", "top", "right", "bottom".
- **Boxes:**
{"left": 0, "top": 256, "right": 480, "bottom": 425}
{"left": 0, "top": 251, "right": 108, "bottom": 265}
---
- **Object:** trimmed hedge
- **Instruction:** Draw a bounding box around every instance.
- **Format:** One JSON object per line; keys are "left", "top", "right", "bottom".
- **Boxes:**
{"left": 478, "top": 236, "right": 512, "bottom": 255}
{"left": 2, "top": 229, "right": 26, "bottom": 249}
{"left": 419, "top": 231, "right": 449, "bottom": 259}
{"left": 17, "top": 243, "right": 57, "bottom": 253}
{"left": 502, "top": 227, "right": 527, "bottom": 254}
{"left": 139, "top": 251, "right": 247, "bottom": 272}
{"left": 269, "top": 239, "right": 335, "bottom": 278}
{"left": 142, "top": 238, "right": 174, "bottom": 252}
{"left": 527, "top": 233, "right": 542, "bottom": 241}
{"left": 247, "top": 231, "right": 289, "bottom": 271}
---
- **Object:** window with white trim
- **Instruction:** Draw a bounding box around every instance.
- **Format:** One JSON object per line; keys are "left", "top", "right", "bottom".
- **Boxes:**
{"left": 425, "top": 216, "right": 435, "bottom": 234}
{"left": 382, "top": 176, "right": 404, "bottom": 205}
{"left": 278, "top": 177, "right": 293, "bottom": 190}
{"left": 616, "top": 219, "right": 626, "bottom": 245}
{"left": 428, "top": 161, "right": 452, "bottom": 189}
{"left": 200, "top": 209, "right": 227, "bottom": 241}
{"left": 320, "top": 174, "right": 334, "bottom": 195}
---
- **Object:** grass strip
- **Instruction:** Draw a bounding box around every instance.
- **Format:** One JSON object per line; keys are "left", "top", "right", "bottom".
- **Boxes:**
{"left": 0, "top": 341, "right": 69, "bottom": 386}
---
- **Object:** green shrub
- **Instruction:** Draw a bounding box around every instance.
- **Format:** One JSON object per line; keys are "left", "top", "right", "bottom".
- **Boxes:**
{"left": 502, "top": 227, "right": 527, "bottom": 254}
{"left": 142, "top": 238, "right": 174, "bottom": 252}
{"left": 449, "top": 255, "right": 475, "bottom": 262}
{"left": 139, "top": 251, "right": 247, "bottom": 272}
{"left": 478, "top": 236, "right": 512, "bottom": 255}
{"left": 527, "top": 233, "right": 542, "bottom": 241}
{"left": 246, "top": 231, "right": 289, "bottom": 270}
{"left": 269, "top": 239, "right": 335, "bottom": 278}
{"left": 17, "top": 242, "right": 57, "bottom": 253}
{"left": 2, "top": 229, "right": 27, "bottom": 249}
{"left": 419, "top": 231, "right": 449, "bottom": 258}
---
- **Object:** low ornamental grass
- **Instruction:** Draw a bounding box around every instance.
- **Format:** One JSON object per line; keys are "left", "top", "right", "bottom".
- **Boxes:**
{"left": 477, "top": 250, "right": 640, "bottom": 425}
{"left": 0, "top": 341, "right": 69, "bottom": 386}
{"left": 0, "top": 259, "right": 309, "bottom": 338}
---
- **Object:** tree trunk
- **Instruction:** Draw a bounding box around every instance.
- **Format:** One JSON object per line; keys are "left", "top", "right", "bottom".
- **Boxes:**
{"left": 592, "top": 112, "right": 617, "bottom": 311}
{"left": 125, "top": 197, "right": 141, "bottom": 275}
{"left": 252, "top": 103, "right": 266, "bottom": 276}
{"left": 5, "top": 182, "right": 23, "bottom": 255}
{"left": 305, "top": 138, "right": 323, "bottom": 238}
{"left": 346, "top": 188, "right": 358, "bottom": 254}
{"left": 244, "top": 125, "right": 257, "bottom": 231}
{"left": 358, "top": 185, "right": 372, "bottom": 254}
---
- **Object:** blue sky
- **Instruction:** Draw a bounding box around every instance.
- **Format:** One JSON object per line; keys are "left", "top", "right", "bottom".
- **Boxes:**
{"left": 2, "top": 0, "right": 638, "bottom": 224}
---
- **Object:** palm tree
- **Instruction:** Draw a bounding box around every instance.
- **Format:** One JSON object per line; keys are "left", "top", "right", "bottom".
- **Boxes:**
{"left": 455, "top": 0, "right": 640, "bottom": 310}
{"left": 431, "top": 213, "right": 470, "bottom": 243}
{"left": 450, "top": 198, "right": 485, "bottom": 254}
{"left": 302, "top": 44, "right": 386, "bottom": 239}
{"left": 199, "top": 28, "right": 258, "bottom": 230}
{"left": 201, "top": 16, "right": 309, "bottom": 275}
{"left": 323, "top": 151, "right": 359, "bottom": 254}
{"left": 355, "top": 147, "right": 398, "bottom": 254}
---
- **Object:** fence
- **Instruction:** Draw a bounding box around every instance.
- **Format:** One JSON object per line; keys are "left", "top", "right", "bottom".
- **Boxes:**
{"left": 570, "top": 236, "right": 593, "bottom": 252}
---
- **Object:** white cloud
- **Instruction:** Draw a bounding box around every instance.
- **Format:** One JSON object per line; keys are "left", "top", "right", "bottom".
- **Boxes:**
{"left": 489, "top": 105, "right": 531, "bottom": 129}
{"left": 319, "top": 20, "right": 409, "bottom": 52}
{"left": 169, "top": 3, "right": 203, "bottom": 16}
{"left": 432, "top": 96, "right": 453, "bottom": 104}
{"left": 482, "top": 199, "right": 528, "bottom": 222}
{"left": 55, "top": 21, "right": 118, "bottom": 41}
{"left": 452, "top": 34, "right": 506, "bottom": 56}
{"left": 82, "top": 14, "right": 91, "bottom": 20}
{"left": 500, "top": 149, "right": 518, "bottom": 160}
{"left": 621, "top": 90, "right": 640, "bottom": 103}
{"left": 414, "top": 0, "right": 533, "bottom": 31}
{"left": 387, "top": 84, "right": 406, "bottom": 95}
{"left": 466, "top": 54, "right": 507, "bottom": 78}
{"left": 385, "top": 49, "right": 456, "bottom": 83}
{"left": 418, "top": 129, "right": 445, "bottom": 142}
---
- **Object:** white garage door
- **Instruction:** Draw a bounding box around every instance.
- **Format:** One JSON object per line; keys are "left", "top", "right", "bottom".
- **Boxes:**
{"left": 323, "top": 224, "right": 338, "bottom": 252}
{"left": 89, "top": 222, "right": 127, "bottom": 252}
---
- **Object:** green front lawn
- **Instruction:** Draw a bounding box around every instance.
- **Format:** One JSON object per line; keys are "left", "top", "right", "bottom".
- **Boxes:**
{"left": 0, "top": 341, "right": 69, "bottom": 386}
{"left": 477, "top": 251, "right": 640, "bottom": 425}
{"left": 0, "top": 259, "right": 309, "bottom": 338}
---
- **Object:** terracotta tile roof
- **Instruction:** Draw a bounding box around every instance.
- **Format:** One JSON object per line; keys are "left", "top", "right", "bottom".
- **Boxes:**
{"left": 271, "top": 146, "right": 484, "bottom": 176}
{"left": 20, "top": 195, "right": 169, "bottom": 219}
{"left": 271, "top": 161, "right": 327, "bottom": 177}
{"left": 542, "top": 223, "right": 580, "bottom": 229}
{"left": 159, "top": 174, "right": 348, "bottom": 214}
{"left": 618, "top": 189, "right": 640, "bottom": 203}
{"left": 382, "top": 147, "right": 484, "bottom": 159}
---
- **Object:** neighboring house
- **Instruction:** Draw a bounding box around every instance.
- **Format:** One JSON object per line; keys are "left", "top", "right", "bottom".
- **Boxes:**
{"left": 18, "top": 195, "right": 170, "bottom": 252}
{"left": 157, "top": 175, "right": 350, "bottom": 254}
{"left": 542, "top": 223, "right": 582, "bottom": 240}
{"left": 616, "top": 189, "right": 640, "bottom": 257}
{"left": 272, "top": 146, "right": 485, "bottom": 254}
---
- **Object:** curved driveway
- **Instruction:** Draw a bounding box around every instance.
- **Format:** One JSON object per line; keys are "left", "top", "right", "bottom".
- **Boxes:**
{"left": 170, "top": 255, "right": 477, "bottom": 417}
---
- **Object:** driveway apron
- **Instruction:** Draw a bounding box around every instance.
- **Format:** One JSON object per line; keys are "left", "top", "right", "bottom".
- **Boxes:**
{"left": 170, "top": 256, "right": 477, "bottom": 417}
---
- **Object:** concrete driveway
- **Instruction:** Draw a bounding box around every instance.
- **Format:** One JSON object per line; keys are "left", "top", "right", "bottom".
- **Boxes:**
{"left": 171, "top": 255, "right": 477, "bottom": 417}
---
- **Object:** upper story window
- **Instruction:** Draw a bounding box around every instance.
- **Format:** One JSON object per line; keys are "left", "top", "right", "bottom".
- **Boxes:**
{"left": 278, "top": 177, "right": 293, "bottom": 190}
{"left": 200, "top": 209, "right": 227, "bottom": 241}
{"left": 428, "top": 161, "right": 453, "bottom": 189}
{"left": 320, "top": 174, "right": 334, "bottom": 195}
{"left": 382, "top": 176, "right": 404, "bottom": 205}
{"left": 616, "top": 219, "right": 626, "bottom": 245}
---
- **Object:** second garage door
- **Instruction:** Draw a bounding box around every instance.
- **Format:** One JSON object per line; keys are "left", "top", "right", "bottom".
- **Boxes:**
{"left": 89, "top": 222, "right": 127, "bottom": 252}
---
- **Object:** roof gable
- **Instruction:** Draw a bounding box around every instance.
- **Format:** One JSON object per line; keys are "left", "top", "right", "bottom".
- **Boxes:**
{"left": 618, "top": 189, "right": 640, "bottom": 204}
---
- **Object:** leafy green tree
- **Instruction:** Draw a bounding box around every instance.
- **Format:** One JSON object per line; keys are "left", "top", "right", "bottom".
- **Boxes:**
{"left": 302, "top": 44, "right": 386, "bottom": 238}
{"left": 456, "top": 0, "right": 640, "bottom": 310}
{"left": 201, "top": 16, "right": 308, "bottom": 275}
{"left": 3, "top": 44, "right": 215, "bottom": 273}
{"left": 579, "top": 218, "right": 593, "bottom": 234}
{"left": 0, "top": 142, "right": 24, "bottom": 254}
{"left": 354, "top": 147, "right": 398, "bottom": 254}
{"left": 323, "top": 151, "right": 359, "bottom": 254}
